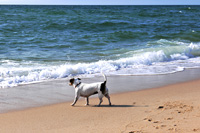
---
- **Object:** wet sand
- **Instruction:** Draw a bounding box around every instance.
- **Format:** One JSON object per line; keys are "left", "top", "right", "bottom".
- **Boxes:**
{"left": 1, "top": 68, "right": 200, "bottom": 113}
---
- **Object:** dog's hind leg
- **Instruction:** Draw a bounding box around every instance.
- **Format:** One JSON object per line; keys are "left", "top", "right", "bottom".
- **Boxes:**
{"left": 105, "top": 94, "right": 111, "bottom": 106}
{"left": 85, "top": 97, "right": 89, "bottom": 106}
{"left": 98, "top": 94, "right": 103, "bottom": 106}
{"left": 98, "top": 98, "right": 103, "bottom": 106}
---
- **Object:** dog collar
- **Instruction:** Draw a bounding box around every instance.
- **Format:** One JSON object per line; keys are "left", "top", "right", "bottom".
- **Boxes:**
{"left": 75, "top": 82, "right": 81, "bottom": 88}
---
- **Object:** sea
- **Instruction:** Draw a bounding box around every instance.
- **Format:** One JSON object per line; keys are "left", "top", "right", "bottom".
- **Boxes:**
{"left": 1, "top": 5, "right": 200, "bottom": 88}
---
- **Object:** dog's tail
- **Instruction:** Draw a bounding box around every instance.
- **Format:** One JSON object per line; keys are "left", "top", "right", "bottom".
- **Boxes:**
{"left": 101, "top": 73, "right": 107, "bottom": 94}
{"left": 102, "top": 73, "right": 107, "bottom": 84}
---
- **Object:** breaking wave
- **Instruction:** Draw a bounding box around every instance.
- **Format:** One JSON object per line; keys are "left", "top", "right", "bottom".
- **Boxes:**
{"left": 1, "top": 41, "right": 200, "bottom": 88}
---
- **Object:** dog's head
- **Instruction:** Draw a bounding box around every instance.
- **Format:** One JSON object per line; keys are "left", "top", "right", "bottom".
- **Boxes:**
{"left": 69, "top": 78, "right": 81, "bottom": 86}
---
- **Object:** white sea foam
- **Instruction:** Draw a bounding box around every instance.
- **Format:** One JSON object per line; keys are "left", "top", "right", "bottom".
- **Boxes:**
{"left": 1, "top": 42, "right": 200, "bottom": 88}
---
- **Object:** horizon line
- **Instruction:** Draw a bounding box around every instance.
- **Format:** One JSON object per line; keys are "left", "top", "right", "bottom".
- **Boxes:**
{"left": 0, "top": 4, "right": 200, "bottom": 6}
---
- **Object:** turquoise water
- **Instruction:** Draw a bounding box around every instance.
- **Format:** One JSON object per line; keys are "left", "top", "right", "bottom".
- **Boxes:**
{"left": 1, "top": 5, "right": 200, "bottom": 87}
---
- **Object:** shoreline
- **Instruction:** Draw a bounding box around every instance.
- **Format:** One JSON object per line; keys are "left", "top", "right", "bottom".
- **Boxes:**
{"left": 0, "top": 77, "right": 200, "bottom": 132}
{"left": 1, "top": 68, "right": 200, "bottom": 113}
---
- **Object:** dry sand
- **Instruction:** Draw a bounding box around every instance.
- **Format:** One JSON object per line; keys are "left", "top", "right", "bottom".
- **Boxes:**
{"left": 0, "top": 79, "right": 200, "bottom": 133}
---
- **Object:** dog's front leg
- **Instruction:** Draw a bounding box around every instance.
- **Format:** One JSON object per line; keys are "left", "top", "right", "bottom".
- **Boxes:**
{"left": 71, "top": 92, "right": 80, "bottom": 106}
{"left": 71, "top": 90, "right": 80, "bottom": 106}
{"left": 71, "top": 96, "right": 79, "bottom": 106}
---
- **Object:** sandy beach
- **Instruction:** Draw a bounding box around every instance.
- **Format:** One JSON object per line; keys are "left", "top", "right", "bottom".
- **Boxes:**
{"left": 0, "top": 77, "right": 200, "bottom": 132}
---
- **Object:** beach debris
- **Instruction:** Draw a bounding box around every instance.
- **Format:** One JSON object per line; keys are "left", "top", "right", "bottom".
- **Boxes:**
{"left": 144, "top": 118, "right": 152, "bottom": 122}
{"left": 158, "top": 106, "right": 164, "bottom": 109}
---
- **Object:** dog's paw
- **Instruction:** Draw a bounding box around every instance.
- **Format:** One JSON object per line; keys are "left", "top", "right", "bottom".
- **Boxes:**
{"left": 71, "top": 103, "right": 75, "bottom": 106}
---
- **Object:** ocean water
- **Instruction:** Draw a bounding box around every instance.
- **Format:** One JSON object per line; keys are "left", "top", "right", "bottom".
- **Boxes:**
{"left": 1, "top": 5, "right": 200, "bottom": 88}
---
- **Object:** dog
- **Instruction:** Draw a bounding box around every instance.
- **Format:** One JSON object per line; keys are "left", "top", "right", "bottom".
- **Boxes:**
{"left": 69, "top": 73, "right": 111, "bottom": 106}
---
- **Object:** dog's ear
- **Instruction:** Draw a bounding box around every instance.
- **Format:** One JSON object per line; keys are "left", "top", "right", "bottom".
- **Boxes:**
{"left": 69, "top": 78, "right": 75, "bottom": 83}
{"left": 77, "top": 78, "right": 81, "bottom": 80}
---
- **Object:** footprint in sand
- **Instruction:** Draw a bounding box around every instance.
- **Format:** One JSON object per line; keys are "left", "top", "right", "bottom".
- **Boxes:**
{"left": 157, "top": 101, "right": 194, "bottom": 114}
{"left": 165, "top": 117, "right": 173, "bottom": 120}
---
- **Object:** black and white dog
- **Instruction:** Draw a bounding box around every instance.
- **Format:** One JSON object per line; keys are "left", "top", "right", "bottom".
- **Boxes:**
{"left": 69, "top": 73, "right": 111, "bottom": 106}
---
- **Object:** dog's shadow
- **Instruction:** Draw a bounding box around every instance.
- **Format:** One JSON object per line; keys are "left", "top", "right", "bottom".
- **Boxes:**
{"left": 91, "top": 104, "right": 149, "bottom": 108}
